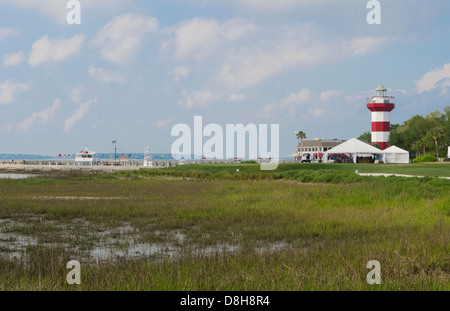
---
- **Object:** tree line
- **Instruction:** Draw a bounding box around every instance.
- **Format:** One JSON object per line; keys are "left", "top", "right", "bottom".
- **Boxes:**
{"left": 358, "top": 106, "right": 450, "bottom": 159}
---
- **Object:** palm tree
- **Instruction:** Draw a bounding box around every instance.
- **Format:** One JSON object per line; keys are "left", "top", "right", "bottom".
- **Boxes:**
{"left": 420, "top": 137, "right": 428, "bottom": 155}
{"left": 411, "top": 141, "right": 420, "bottom": 157}
{"left": 296, "top": 131, "right": 306, "bottom": 145}
{"left": 411, "top": 141, "right": 422, "bottom": 157}
{"left": 294, "top": 131, "right": 307, "bottom": 162}
{"left": 428, "top": 127, "right": 445, "bottom": 160}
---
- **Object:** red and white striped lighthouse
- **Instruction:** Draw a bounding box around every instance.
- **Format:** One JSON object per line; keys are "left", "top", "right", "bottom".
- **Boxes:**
{"left": 367, "top": 84, "right": 395, "bottom": 150}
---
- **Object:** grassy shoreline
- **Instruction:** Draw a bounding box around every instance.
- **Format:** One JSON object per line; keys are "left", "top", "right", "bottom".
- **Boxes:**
{"left": 0, "top": 163, "right": 448, "bottom": 290}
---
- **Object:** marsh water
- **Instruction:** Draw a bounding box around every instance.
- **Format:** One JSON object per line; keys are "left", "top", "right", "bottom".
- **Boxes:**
{"left": 0, "top": 174, "right": 35, "bottom": 179}
{"left": 0, "top": 216, "right": 290, "bottom": 264}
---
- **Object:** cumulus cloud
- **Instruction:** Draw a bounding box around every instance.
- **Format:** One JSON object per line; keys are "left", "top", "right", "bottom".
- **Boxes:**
{"left": 217, "top": 34, "right": 395, "bottom": 89}
{"left": 228, "top": 93, "right": 246, "bottom": 102}
{"left": 64, "top": 98, "right": 98, "bottom": 132}
{"left": 88, "top": 66, "right": 125, "bottom": 83}
{"left": 93, "top": 13, "right": 159, "bottom": 63}
{"left": 0, "top": 28, "right": 20, "bottom": 41}
{"left": 166, "top": 18, "right": 255, "bottom": 59}
{"left": 171, "top": 66, "right": 190, "bottom": 81}
{"left": 308, "top": 108, "right": 326, "bottom": 117}
{"left": 28, "top": 34, "right": 84, "bottom": 66}
{"left": 189, "top": 0, "right": 329, "bottom": 11}
{"left": 278, "top": 89, "right": 312, "bottom": 107}
{"left": 415, "top": 63, "right": 450, "bottom": 94}
{"left": 320, "top": 90, "right": 342, "bottom": 102}
{"left": 217, "top": 43, "right": 331, "bottom": 88}
{"left": 3, "top": 51, "right": 25, "bottom": 66}
{"left": 153, "top": 118, "right": 175, "bottom": 129}
{"left": 0, "top": 80, "right": 29, "bottom": 105}
{"left": 16, "top": 99, "right": 60, "bottom": 131}
{"left": 178, "top": 90, "right": 215, "bottom": 108}
{"left": 0, "top": 0, "right": 130, "bottom": 24}
{"left": 69, "top": 85, "right": 86, "bottom": 103}
{"left": 344, "top": 36, "right": 394, "bottom": 57}
{"left": 260, "top": 88, "right": 312, "bottom": 118}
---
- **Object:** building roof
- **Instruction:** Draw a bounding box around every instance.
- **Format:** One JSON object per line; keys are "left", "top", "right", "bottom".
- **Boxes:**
{"left": 383, "top": 145, "right": 409, "bottom": 154}
{"left": 297, "top": 139, "right": 346, "bottom": 148}
{"left": 324, "top": 138, "right": 382, "bottom": 154}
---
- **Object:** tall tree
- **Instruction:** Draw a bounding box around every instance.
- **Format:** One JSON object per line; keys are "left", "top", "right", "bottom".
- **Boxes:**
{"left": 411, "top": 141, "right": 422, "bottom": 157}
{"left": 420, "top": 137, "right": 428, "bottom": 155}
{"left": 358, "top": 131, "right": 371, "bottom": 143}
{"left": 296, "top": 131, "right": 307, "bottom": 146}
{"left": 295, "top": 131, "right": 307, "bottom": 161}
{"left": 428, "top": 127, "right": 445, "bottom": 159}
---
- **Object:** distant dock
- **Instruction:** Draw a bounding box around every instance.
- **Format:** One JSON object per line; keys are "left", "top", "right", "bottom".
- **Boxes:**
{"left": 0, "top": 159, "right": 286, "bottom": 176}
{"left": 0, "top": 160, "right": 173, "bottom": 175}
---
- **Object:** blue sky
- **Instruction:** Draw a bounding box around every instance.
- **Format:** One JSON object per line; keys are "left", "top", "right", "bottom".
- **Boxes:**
{"left": 1, "top": 0, "right": 450, "bottom": 157}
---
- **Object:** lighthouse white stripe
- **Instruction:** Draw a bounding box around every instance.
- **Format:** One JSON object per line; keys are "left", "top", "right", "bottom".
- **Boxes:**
{"left": 371, "top": 112, "right": 390, "bottom": 122}
{"left": 372, "top": 131, "right": 390, "bottom": 142}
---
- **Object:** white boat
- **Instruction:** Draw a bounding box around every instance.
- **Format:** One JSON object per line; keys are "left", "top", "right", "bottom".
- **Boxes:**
{"left": 143, "top": 147, "right": 153, "bottom": 167}
{"left": 75, "top": 148, "right": 98, "bottom": 166}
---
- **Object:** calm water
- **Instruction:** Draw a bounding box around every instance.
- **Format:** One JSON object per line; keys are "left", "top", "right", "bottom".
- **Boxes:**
{"left": 0, "top": 174, "right": 35, "bottom": 179}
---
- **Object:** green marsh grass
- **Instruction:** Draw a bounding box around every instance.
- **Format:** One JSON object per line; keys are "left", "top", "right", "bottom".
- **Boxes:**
{"left": 0, "top": 163, "right": 448, "bottom": 290}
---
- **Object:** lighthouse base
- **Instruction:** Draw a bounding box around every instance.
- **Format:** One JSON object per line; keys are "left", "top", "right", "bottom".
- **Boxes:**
{"left": 373, "top": 142, "right": 388, "bottom": 150}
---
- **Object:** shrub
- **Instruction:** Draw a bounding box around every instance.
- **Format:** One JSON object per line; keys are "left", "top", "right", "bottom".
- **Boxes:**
{"left": 278, "top": 169, "right": 363, "bottom": 184}
{"left": 412, "top": 155, "right": 437, "bottom": 163}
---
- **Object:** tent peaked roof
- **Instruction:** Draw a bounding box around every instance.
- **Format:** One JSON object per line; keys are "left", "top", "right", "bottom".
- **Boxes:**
{"left": 324, "top": 138, "right": 382, "bottom": 154}
{"left": 383, "top": 145, "right": 409, "bottom": 154}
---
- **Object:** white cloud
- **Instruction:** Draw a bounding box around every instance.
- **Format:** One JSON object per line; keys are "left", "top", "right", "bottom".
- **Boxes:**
{"left": 345, "top": 90, "right": 373, "bottom": 104}
{"left": 171, "top": 66, "right": 190, "bottom": 81}
{"left": 190, "top": 0, "right": 328, "bottom": 11}
{"left": 16, "top": 99, "right": 60, "bottom": 131}
{"left": 217, "top": 43, "right": 330, "bottom": 88}
{"left": 279, "top": 89, "right": 312, "bottom": 107}
{"left": 153, "top": 118, "right": 175, "bottom": 129}
{"left": 415, "top": 63, "right": 450, "bottom": 94}
{"left": 440, "top": 80, "right": 450, "bottom": 88}
{"left": 171, "top": 18, "right": 219, "bottom": 58}
{"left": 308, "top": 108, "right": 326, "bottom": 117}
{"left": 3, "top": 51, "right": 25, "bottom": 66}
{"left": 0, "top": 0, "right": 130, "bottom": 24}
{"left": 6, "top": 123, "right": 13, "bottom": 132}
{"left": 28, "top": 34, "right": 84, "bottom": 66}
{"left": 69, "top": 85, "right": 86, "bottom": 103}
{"left": 0, "top": 80, "right": 29, "bottom": 105}
{"left": 178, "top": 90, "right": 215, "bottom": 108}
{"left": 0, "top": 28, "right": 20, "bottom": 41}
{"left": 167, "top": 18, "right": 254, "bottom": 59}
{"left": 228, "top": 93, "right": 246, "bottom": 102}
{"left": 344, "top": 36, "right": 394, "bottom": 57}
{"left": 88, "top": 66, "right": 125, "bottom": 83}
{"left": 221, "top": 19, "right": 255, "bottom": 41}
{"left": 93, "top": 13, "right": 159, "bottom": 63}
{"left": 64, "top": 98, "right": 98, "bottom": 132}
{"left": 320, "top": 90, "right": 342, "bottom": 102}
{"left": 217, "top": 33, "right": 395, "bottom": 89}
{"left": 260, "top": 88, "right": 312, "bottom": 118}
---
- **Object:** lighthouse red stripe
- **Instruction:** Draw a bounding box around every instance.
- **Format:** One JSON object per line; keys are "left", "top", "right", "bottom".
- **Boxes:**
{"left": 373, "top": 142, "right": 389, "bottom": 150}
{"left": 372, "top": 122, "right": 390, "bottom": 132}
{"left": 367, "top": 103, "right": 395, "bottom": 112}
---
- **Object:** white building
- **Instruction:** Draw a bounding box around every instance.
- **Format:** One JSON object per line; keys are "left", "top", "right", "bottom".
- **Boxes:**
{"left": 296, "top": 139, "right": 346, "bottom": 162}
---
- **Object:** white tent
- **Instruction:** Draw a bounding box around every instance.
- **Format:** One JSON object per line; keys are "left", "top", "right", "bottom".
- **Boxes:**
{"left": 382, "top": 146, "right": 410, "bottom": 164}
{"left": 324, "top": 138, "right": 382, "bottom": 163}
